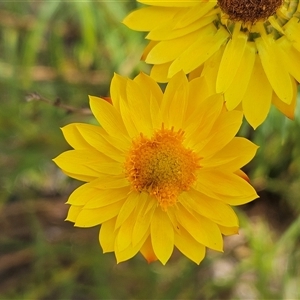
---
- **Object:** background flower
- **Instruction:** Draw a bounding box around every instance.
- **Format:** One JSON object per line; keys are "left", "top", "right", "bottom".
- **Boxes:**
{"left": 54, "top": 71, "right": 258, "bottom": 265}
{"left": 124, "top": 0, "right": 300, "bottom": 128}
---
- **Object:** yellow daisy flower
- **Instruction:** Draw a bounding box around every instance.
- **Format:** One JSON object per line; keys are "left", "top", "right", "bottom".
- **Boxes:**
{"left": 123, "top": 0, "right": 300, "bottom": 128}
{"left": 54, "top": 72, "right": 258, "bottom": 265}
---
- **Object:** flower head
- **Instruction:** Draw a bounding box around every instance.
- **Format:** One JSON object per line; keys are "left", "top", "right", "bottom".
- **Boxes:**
{"left": 124, "top": 0, "right": 300, "bottom": 128}
{"left": 54, "top": 72, "right": 258, "bottom": 265}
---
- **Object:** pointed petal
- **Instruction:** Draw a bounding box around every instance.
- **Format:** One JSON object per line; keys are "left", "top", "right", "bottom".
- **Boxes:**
{"left": 75, "top": 123, "right": 128, "bottom": 162}
{"left": 132, "top": 195, "right": 156, "bottom": 246}
{"left": 140, "top": 235, "right": 158, "bottom": 263}
{"left": 194, "top": 110, "right": 243, "bottom": 157}
{"left": 65, "top": 205, "right": 82, "bottom": 223}
{"left": 138, "top": 0, "right": 197, "bottom": 7}
{"left": 84, "top": 187, "right": 129, "bottom": 209}
{"left": 255, "top": 29, "right": 293, "bottom": 104}
{"left": 115, "top": 192, "right": 140, "bottom": 229}
{"left": 126, "top": 79, "right": 153, "bottom": 136}
{"left": 61, "top": 124, "right": 92, "bottom": 150}
{"left": 242, "top": 56, "right": 272, "bottom": 129}
{"left": 175, "top": 203, "right": 223, "bottom": 251}
{"left": 225, "top": 41, "right": 256, "bottom": 110}
{"left": 151, "top": 208, "right": 174, "bottom": 265}
{"left": 99, "top": 218, "right": 117, "bottom": 253}
{"left": 174, "top": 226, "right": 206, "bottom": 265}
{"left": 89, "top": 96, "right": 128, "bottom": 137}
{"left": 276, "top": 37, "right": 300, "bottom": 83}
{"left": 134, "top": 72, "right": 163, "bottom": 105}
{"left": 74, "top": 200, "right": 124, "bottom": 228}
{"left": 150, "top": 61, "right": 172, "bottom": 83}
{"left": 201, "top": 137, "right": 258, "bottom": 171}
{"left": 53, "top": 150, "right": 123, "bottom": 179}
{"left": 115, "top": 229, "right": 149, "bottom": 263}
{"left": 116, "top": 207, "right": 138, "bottom": 252}
{"left": 180, "top": 190, "right": 239, "bottom": 227}
{"left": 110, "top": 73, "right": 127, "bottom": 111}
{"left": 218, "top": 225, "right": 239, "bottom": 236}
{"left": 272, "top": 80, "right": 297, "bottom": 119}
{"left": 168, "top": 26, "right": 229, "bottom": 77}
{"left": 195, "top": 169, "right": 258, "bottom": 199}
{"left": 146, "top": 30, "right": 200, "bottom": 64}
{"left": 161, "top": 71, "right": 189, "bottom": 129}
{"left": 123, "top": 6, "right": 178, "bottom": 31}
{"left": 217, "top": 27, "right": 248, "bottom": 93}
{"left": 147, "top": 14, "right": 216, "bottom": 41}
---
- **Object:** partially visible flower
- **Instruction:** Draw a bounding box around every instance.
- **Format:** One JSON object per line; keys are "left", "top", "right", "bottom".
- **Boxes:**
{"left": 124, "top": 0, "right": 300, "bottom": 128}
{"left": 54, "top": 72, "right": 258, "bottom": 265}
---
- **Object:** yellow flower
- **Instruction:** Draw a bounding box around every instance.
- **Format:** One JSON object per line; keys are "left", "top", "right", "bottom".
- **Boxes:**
{"left": 123, "top": 0, "right": 300, "bottom": 128}
{"left": 53, "top": 72, "right": 258, "bottom": 265}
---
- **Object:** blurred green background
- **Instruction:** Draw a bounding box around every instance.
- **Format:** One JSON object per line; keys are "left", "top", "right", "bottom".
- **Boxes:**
{"left": 0, "top": 1, "right": 300, "bottom": 299}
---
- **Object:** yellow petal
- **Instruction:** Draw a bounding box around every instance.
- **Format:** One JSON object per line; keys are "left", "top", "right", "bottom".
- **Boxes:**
{"left": 67, "top": 181, "right": 127, "bottom": 207}
{"left": 255, "top": 29, "right": 293, "bottom": 104}
{"left": 133, "top": 74, "right": 164, "bottom": 129}
{"left": 242, "top": 56, "right": 272, "bottom": 129}
{"left": 218, "top": 225, "right": 239, "bottom": 236}
{"left": 146, "top": 30, "right": 200, "bottom": 64}
{"left": 150, "top": 61, "right": 172, "bottom": 83}
{"left": 53, "top": 150, "right": 123, "bottom": 178}
{"left": 116, "top": 207, "right": 138, "bottom": 252}
{"left": 75, "top": 200, "right": 123, "bottom": 227}
{"left": 119, "top": 96, "right": 140, "bottom": 138}
{"left": 175, "top": 2, "right": 217, "bottom": 29}
{"left": 185, "top": 76, "right": 212, "bottom": 121}
{"left": 195, "top": 169, "right": 258, "bottom": 199}
{"left": 201, "top": 44, "right": 225, "bottom": 94}
{"left": 75, "top": 123, "right": 127, "bottom": 162}
{"left": 84, "top": 187, "right": 129, "bottom": 209}
{"left": 151, "top": 208, "right": 174, "bottom": 265}
{"left": 65, "top": 205, "right": 82, "bottom": 223}
{"left": 115, "top": 192, "right": 140, "bottom": 229}
{"left": 99, "top": 218, "right": 117, "bottom": 253}
{"left": 284, "top": 17, "right": 300, "bottom": 51}
{"left": 272, "top": 79, "right": 297, "bottom": 119}
{"left": 132, "top": 196, "right": 156, "bottom": 246}
{"left": 61, "top": 171, "right": 96, "bottom": 183}
{"left": 161, "top": 71, "right": 189, "bottom": 129}
{"left": 201, "top": 137, "right": 258, "bottom": 171}
{"left": 138, "top": 0, "right": 197, "bottom": 7}
{"left": 217, "top": 25, "right": 248, "bottom": 93}
{"left": 175, "top": 203, "right": 223, "bottom": 252}
{"left": 115, "top": 229, "right": 149, "bottom": 263}
{"left": 174, "top": 226, "right": 206, "bottom": 265}
{"left": 110, "top": 73, "right": 127, "bottom": 111}
{"left": 147, "top": 14, "right": 216, "bottom": 41}
{"left": 61, "top": 124, "right": 92, "bottom": 150}
{"left": 225, "top": 41, "right": 256, "bottom": 110}
{"left": 123, "top": 6, "right": 178, "bottom": 31}
{"left": 276, "top": 37, "right": 300, "bottom": 83}
{"left": 125, "top": 79, "right": 153, "bottom": 136}
{"left": 194, "top": 110, "right": 243, "bottom": 157}
{"left": 89, "top": 95, "right": 128, "bottom": 137}
{"left": 184, "top": 94, "right": 224, "bottom": 145}
{"left": 180, "top": 190, "right": 239, "bottom": 228}
{"left": 140, "top": 235, "right": 157, "bottom": 263}
{"left": 133, "top": 72, "right": 163, "bottom": 105}
{"left": 169, "top": 26, "right": 228, "bottom": 77}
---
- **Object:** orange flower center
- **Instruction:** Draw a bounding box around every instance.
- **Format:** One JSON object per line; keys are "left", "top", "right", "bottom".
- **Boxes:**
{"left": 125, "top": 125, "right": 200, "bottom": 210}
{"left": 218, "top": 0, "right": 283, "bottom": 23}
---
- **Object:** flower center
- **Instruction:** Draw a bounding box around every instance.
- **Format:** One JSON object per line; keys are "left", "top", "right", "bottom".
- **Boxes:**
{"left": 218, "top": 0, "right": 283, "bottom": 23}
{"left": 124, "top": 125, "right": 200, "bottom": 210}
